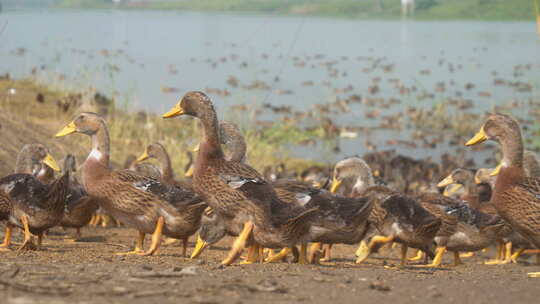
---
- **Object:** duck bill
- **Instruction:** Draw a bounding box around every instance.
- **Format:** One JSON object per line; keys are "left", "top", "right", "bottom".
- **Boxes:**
{"left": 443, "top": 184, "right": 462, "bottom": 197}
{"left": 185, "top": 165, "right": 194, "bottom": 177}
{"left": 43, "top": 154, "right": 61, "bottom": 172}
{"left": 474, "top": 175, "right": 482, "bottom": 184}
{"left": 162, "top": 104, "right": 185, "bottom": 118}
{"left": 490, "top": 163, "right": 502, "bottom": 177}
{"left": 437, "top": 175, "right": 455, "bottom": 188}
{"left": 190, "top": 235, "right": 208, "bottom": 259}
{"left": 465, "top": 126, "right": 488, "bottom": 146}
{"left": 330, "top": 177, "right": 343, "bottom": 193}
{"left": 193, "top": 144, "right": 200, "bottom": 153}
{"left": 136, "top": 149, "right": 149, "bottom": 163}
{"left": 55, "top": 121, "right": 77, "bottom": 137}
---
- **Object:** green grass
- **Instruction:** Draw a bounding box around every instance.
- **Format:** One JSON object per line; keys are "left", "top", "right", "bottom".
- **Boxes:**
{"left": 0, "top": 77, "right": 326, "bottom": 177}
{"left": 56, "top": 0, "right": 538, "bottom": 20}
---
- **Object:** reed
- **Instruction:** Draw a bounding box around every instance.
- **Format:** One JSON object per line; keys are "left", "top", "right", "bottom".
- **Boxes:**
{"left": 0, "top": 77, "right": 325, "bottom": 177}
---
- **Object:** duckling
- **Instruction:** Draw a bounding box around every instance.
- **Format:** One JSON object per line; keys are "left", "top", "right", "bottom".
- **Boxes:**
{"left": 56, "top": 112, "right": 207, "bottom": 257}
{"left": 162, "top": 92, "right": 318, "bottom": 265}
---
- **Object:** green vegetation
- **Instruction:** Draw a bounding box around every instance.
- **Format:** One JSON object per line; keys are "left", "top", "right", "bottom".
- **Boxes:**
{"left": 0, "top": 77, "right": 325, "bottom": 176}
{"left": 56, "top": 0, "right": 538, "bottom": 20}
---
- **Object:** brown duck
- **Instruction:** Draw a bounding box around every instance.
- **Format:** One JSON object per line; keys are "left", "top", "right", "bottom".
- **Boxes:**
{"left": 162, "top": 91, "right": 318, "bottom": 265}
{"left": 466, "top": 113, "right": 540, "bottom": 277}
{"left": 59, "top": 154, "right": 99, "bottom": 240}
{"left": 56, "top": 112, "right": 206, "bottom": 257}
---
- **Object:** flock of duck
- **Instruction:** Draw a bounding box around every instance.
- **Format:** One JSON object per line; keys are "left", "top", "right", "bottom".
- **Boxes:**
{"left": 0, "top": 91, "right": 539, "bottom": 278}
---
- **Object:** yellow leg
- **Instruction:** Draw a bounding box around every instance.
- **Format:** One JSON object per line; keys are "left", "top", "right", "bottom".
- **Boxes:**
{"left": 89, "top": 215, "right": 98, "bottom": 226}
{"left": 240, "top": 244, "right": 261, "bottom": 264}
{"left": 139, "top": 216, "right": 164, "bottom": 256}
{"left": 400, "top": 244, "right": 408, "bottom": 266}
{"left": 320, "top": 244, "right": 333, "bottom": 262}
{"left": 453, "top": 251, "right": 463, "bottom": 266}
{"left": 18, "top": 215, "right": 37, "bottom": 251}
{"left": 116, "top": 231, "right": 145, "bottom": 255}
{"left": 355, "top": 240, "right": 368, "bottom": 257}
{"left": 415, "top": 246, "right": 446, "bottom": 268}
{"left": 190, "top": 234, "right": 208, "bottom": 259}
{"left": 163, "top": 237, "right": 178, "bottom": 245}
{"left": 511, "top": 248, "right": 526, "bottom": 263}
{"left": 258, "top": 247, "right": 265, "bottom": 263}
{"left": 459, "top": 252, "right": 474, "bottom": 258}
{"left": 485, "top": 241, "right": 506, "bottom": 265}
{"left": 265, "top": 247, "right": 292, "bottom": 263}
{"left": 0, "top": 223, "right": 13, "bottom": 250}
{"left": 356, "top": 235, "right": 395, "bottom": 264}
{"left": 409, "top": 249, "right": 424, "bottom": 261}
{"left": 308, "top": 242, "right": 322, "bottom": 264}
{"left": 102, "top": 215, "right": 111, "bottom": 227}
{"left": 298, "top": 244, "right": 308, "bottom": 264}
{"left": 221, "top": 221, "right": 254, "bottom": 266}
{"left": 503, "top": 242, "right": 513, "bottom": 263}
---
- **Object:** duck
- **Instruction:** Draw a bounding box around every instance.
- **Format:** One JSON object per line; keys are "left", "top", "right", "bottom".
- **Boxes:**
{"left": 15, "top": 143, "right": 61, "bottom": 184}
{"left": 136, "top": 142, "right": 192, "bottom": 188}
{"left": 191, "top": 121, "right": 372, "bottom": 264}
{"left": 136, "top": 143, "right": 197, "bottom": 250}
{"left": 465, "top": 113, "right": 540, "bottom": 277}
{"left": 438, "top": 168, "right": 490, "bottom": 209}
{"left": 162, "top": 91, "right": 318, "bottom": 265}
{"left": 355, "top": 185, "right": 442, "bottom": 266}
{"left": 55, "top": 112, "right": 207, "bottom": 257}
{"left": 331, "top": 158, "right": 441, "bottom": 266}
{"left": 59, "top": 154, "right": 99, "bottom": 241}
{"left": 1, "top": 144, "right": 61, "bottom": 249}
{"left": 0, "top": 160, "right": 69, "bottom": 250}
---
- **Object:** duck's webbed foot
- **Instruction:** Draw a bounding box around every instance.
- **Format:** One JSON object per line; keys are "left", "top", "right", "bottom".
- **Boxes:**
{"left": 265, "top": 247, "right": 292, "bottom": 263}
{"left": 414, "top": 246, "right": 446, "bottom": 268}
{"left": 115, "top": 231, "right": 145, "bottom": 255}
{"left": 221, "top": 221, "right": 254, "bottom": 266}
{"left": 356, "top": 235, "right": 395, "bottom": 264}
{"left": 18, "top": 215, "right": 37, "bottom": 251}
{"left": 0, "top": 224, "right": 13, "bottom": 251}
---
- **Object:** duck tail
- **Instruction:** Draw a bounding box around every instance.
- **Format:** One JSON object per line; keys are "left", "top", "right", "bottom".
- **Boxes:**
{"left": 285, "top": 206, "right": 319, "bottom": 236}
{"left": 350, "top": 199, "right": 373, "bottom": 227}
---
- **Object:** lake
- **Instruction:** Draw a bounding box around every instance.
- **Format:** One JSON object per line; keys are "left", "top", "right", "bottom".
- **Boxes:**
{"left": 0, "top": 8, "right": 539, "bottom": 162}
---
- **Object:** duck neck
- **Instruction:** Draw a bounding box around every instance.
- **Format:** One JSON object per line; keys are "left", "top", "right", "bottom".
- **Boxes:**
{"left": 83, "top": 122, "right": 111, "bottom": 189}
{"left": 352, "top": 170, "right": 375, "bottom": 196}
{"left": 156, "top": 148, "right": 174, "bottom": 181}
{"left": 463, "top": 180, "right": 477, "bottom": 197}
{"left": 500, "top": 131, "right": 524, "bottom": 169}
{"left": 36, "top": 166, "right": 55, "bottom": 184}
{"left": 226, "top": 136, "right": 247, "bottom": 163}
{"left": 199, "top": 113, "right": 225, "bottom": 163}
{"left": 15, "top": 149, "right": 39, "bottom": 175}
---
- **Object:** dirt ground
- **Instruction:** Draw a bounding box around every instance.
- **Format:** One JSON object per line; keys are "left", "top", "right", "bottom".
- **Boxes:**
{"left": 0, "top": 226, "right": 539, "bottom": 304}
